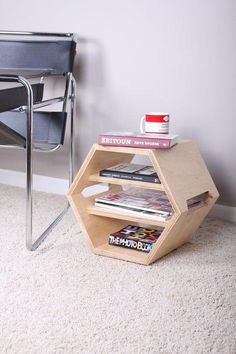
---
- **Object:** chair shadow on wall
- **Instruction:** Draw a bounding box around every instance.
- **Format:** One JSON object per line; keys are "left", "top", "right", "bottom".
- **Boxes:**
{"left": 72, "top": 36, "right": 114, "bottom": 172}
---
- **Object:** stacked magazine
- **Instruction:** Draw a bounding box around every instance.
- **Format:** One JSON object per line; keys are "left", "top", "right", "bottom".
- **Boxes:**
{"left": 95, "top": 187, "right": 174, "bottom": 221}
{"left": 109, "top": 224, "right": 162, "bottom": 253}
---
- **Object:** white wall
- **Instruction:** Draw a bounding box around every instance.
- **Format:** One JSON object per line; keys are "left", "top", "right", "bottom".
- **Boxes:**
{"left": 0, "top": 0, "right": 235, "bottom": 206}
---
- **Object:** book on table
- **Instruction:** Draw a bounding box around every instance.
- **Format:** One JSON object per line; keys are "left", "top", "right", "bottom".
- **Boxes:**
{"left": 99, "top": 163, "right": 160, "bottom": 184}
{"left": 95, "top": 187, "right": 174, "bottom": 221}
{"left": 109, "top": 224, "right": 162, "bottom": 253}
{"left": 98, "top": 132, "right": 179, "bottom": 149}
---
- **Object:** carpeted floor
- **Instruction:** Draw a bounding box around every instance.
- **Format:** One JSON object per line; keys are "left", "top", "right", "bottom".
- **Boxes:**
{"left": 0, "top": 184, "right": 235, "bottom": 354}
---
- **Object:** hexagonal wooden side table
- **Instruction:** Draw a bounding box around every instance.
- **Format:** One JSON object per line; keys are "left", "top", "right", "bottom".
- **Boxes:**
{"left": 67, "top": 141, "right": 219, "bottom": 265}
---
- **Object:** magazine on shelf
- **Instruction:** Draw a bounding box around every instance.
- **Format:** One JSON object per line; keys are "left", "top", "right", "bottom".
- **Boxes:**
{"left": 109, "top": 225, "right": 162, "bottom": 253}
{"left": 94, "top": 187, "right": 174, "bottom": 216}
{"left": 99, "top": 163, "right": 160, "bottom": 184}
{"left": 98, "top": 132, "right": 179, "bottom": 149}
{"left": 94, "top": 201, "right": 170, "bottom": 221}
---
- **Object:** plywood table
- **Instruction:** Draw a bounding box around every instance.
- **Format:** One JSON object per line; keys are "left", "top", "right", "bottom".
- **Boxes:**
{"left": 67, "top": 141, "right": 219, "bottom": 265}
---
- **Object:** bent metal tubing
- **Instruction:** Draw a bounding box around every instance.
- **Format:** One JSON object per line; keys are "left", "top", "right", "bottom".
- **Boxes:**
{"left": 0, "top": 74, "right": 75, "bottom": 251}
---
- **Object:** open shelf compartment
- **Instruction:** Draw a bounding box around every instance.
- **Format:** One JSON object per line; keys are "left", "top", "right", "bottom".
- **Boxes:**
{"left": 67, "top": 142, "right": 219, "bottom": 265}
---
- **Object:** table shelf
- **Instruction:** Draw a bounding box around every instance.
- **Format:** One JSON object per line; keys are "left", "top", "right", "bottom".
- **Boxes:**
{"left": 67, "top": 142, "right": 219, "bottom": 265}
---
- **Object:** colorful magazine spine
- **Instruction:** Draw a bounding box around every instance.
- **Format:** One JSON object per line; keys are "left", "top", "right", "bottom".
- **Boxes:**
{"left": 98, "top": 134, "right": 177, "bottom": 149}
{"left": 108, "top": 225, "right": 162, "bottom": 253}
{"left": 109, "top": 235, "right": 153, "bottom": 252}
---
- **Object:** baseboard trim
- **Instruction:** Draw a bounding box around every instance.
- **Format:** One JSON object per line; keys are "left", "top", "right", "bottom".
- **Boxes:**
{"left": 209, "top": 203, "right": 236, "bottom": 224}
{"left": 0, "top": 168, "right": 235, "bottom": 223}
{"left": 0, "top": 168, "right": 68, "bottom": 195}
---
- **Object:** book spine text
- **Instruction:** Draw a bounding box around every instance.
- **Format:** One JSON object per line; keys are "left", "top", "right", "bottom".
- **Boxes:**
{"left": 98, "top": 135, "right": 171, "bottom": 148}
{"left": 99, "top": 171, "right": 160, "bottom": 183}
{"left": 109, "top": 235, "right": 153, "bottom": 252}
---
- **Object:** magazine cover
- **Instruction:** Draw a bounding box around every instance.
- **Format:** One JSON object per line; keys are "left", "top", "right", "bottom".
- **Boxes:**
{"left": 109, "top": 224, "right": 162, "bottom": 252}
{"left": 95, "top": 187, "right": 173, "bottom": 215}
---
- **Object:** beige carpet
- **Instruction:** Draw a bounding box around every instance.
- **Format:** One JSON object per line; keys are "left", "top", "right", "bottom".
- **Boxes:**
{"left": 0, "top": 184, "right": 235, "bottom": 354}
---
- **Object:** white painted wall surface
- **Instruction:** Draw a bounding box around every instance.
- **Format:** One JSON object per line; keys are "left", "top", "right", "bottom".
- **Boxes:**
{"left": 0, "top": 0, "right": 235, "bottom": 206}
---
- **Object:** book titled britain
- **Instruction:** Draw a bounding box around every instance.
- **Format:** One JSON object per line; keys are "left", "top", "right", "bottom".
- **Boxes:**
{"left": 99, "top": 163, "right": 160, "bottom": 184}
{"left": 98, "top": 132, "right": 179, "bottom": 149}
{"left": 109, "top": 225, "right": 162, "bottom": 253}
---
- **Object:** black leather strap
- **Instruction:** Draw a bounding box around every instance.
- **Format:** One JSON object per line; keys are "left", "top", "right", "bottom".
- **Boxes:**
{"left": 0, "top": 83, "right": 44, "bottom": 113}
{"left": 0, "top": 110, "right": 67, "bottom": 146}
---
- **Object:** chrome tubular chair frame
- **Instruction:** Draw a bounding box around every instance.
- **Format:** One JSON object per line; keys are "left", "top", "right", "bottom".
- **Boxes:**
{"left": 0, "top": 31, "right": 77, "bottom": 250}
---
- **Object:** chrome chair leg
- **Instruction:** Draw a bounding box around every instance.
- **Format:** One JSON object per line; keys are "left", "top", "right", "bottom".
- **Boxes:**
{"left": 25, "top": 75, "right": 75, "bottom": 251}
{"left": 22, "top": 77, "right": 34, "bottom": 250}
{"left": 70, "top": 75, "right": 76, "bottom": 185}
{"left": 0, "top": 74, "right": 75, "bottom": 251}
{"left": 30, "top": 205, "right": 70, "bottom": 251}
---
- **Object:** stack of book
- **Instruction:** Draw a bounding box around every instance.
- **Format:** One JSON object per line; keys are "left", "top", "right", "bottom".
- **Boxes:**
{"left": 95, "top": 187, "right": 174, "bottom": 221}
{"left": 98, "top": 132, "right": 179, "bottom": 149}
{"left": 109, "top": 225, "right": 162, "bottom": 253}
{"left": 99, "top": 163, "right": 160, "bottom": 184}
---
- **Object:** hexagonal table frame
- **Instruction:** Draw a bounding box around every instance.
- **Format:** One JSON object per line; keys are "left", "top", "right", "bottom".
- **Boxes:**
{"left": 67, "top": 141, "right": 219, "bottom": 265}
